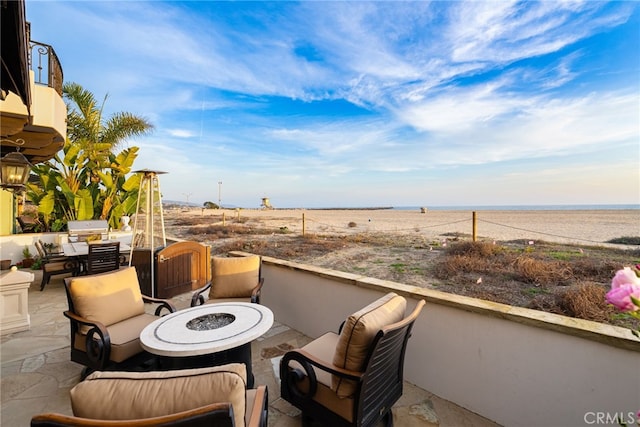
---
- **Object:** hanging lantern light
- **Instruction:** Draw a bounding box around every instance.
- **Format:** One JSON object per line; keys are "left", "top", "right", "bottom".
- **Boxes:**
{"left": 0, "top": 150, "right": 32, "bottom": 191}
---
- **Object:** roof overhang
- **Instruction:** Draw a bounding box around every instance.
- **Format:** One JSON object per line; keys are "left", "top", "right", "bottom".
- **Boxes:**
{"left": 1, "top": 0, "right": 31, "bottom": 111}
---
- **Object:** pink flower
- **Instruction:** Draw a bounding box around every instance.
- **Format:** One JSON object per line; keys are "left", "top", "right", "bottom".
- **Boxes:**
{"left": 611, "top": 267, "right": 640, "bottom": 289}
{"left": 606, "top": 284, "right": 640, "bottom": 312}
{"left": 606, "top": 268, "right": 640, "bottom": 312}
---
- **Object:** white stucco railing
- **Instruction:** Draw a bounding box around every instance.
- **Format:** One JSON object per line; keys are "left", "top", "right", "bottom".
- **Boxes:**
{"left": 248, "top": 252, "right": 640, "bottom": 427}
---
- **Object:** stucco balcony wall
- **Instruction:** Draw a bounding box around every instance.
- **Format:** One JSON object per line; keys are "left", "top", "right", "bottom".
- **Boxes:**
{"left": 0, "top": 72, "right": 65, "bottom": 135}
{"left": 252, "top": 252, "right": 640, "bottom": 427}
{"left": 29, "top": 73, "right": 66, "bottom": 137}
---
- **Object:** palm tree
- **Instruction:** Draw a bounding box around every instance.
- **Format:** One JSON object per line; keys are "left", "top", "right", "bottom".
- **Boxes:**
{"left": 64, "top": 82, "right": 153, "bottom": 184}
{"left": 26, "top": 82, "right": 154, "bottom": 230}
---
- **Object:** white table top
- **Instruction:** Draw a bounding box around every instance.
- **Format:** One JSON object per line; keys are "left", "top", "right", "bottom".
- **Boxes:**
{"left": 140, "top": 302, "right": 274, "bottom": 357}
{"left": 62, "top": 241, "right": 131, "bottom": 257}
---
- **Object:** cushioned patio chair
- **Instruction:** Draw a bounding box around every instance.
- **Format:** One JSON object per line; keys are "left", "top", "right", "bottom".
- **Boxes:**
{"left": 35, "top": 240, "right": 80, "bottom": 291}
{"left": 191, "top": 255, "right": 263, "bottom": 306}
{"left": 31, "top": 364, "right": 268, "bottom": 427}
{"left": 280, "top": 292, "right": 425, "bottom": 427}
{"left": 63, "top": 267, "right": 176, "bottom": 378}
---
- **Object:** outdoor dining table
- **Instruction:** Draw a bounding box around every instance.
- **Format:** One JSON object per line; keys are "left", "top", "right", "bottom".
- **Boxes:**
{"left": 61, "top": 241, "right": 131, "bottom": 257}
{"left": 61, "top": 241, "right": 131, "bottom": 274}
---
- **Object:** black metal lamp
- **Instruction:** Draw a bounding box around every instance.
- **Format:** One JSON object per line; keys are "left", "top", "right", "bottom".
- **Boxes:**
{"left": 0, "top": 149, "right": 32, "bottom": 191}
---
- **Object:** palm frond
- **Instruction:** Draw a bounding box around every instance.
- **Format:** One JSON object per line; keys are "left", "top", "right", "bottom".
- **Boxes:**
{"left": 101, "top": 112, "right": 154, "bottom": 148}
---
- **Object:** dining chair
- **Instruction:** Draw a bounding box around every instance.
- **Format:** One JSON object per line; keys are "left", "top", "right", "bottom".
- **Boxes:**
{"left": 34, "top": 240, "right": 79, "bottom": 291}
{"left": 86, "top": 241, "right": 121, "bottom": 275}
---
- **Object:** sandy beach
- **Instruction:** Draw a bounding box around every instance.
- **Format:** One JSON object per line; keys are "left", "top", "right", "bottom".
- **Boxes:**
{"left": 164, "top": 207, "right": 640, "bottom": 322}
{"left": 169, "top": 208, "right": 640, "bottom": 247}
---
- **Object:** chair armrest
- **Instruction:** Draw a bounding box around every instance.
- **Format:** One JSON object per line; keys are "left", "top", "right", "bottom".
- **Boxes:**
{"left": 190, "top": 281, "right": 212, "bottom": 307}
{"left": 63, "top": 310, "right": 108, "bottom": 334}
{"left": 280, "top": 348, "right": 362, "bottom": 399}
{"left": 247, "top": 385, "right": 268, "bottom": 427}
{"left": 250, "top": 278, "right": 264, "bottom": 304}
{"left": 42, "top": 254, "right": 66, "bottom": 262}
{"left": 63, "top": 311, "right": 111, "bottom": 369}
{"left": 31, "top": 402, "right": 236, "bottom": 426}
{"left": 42, "top": 256, "right": 79, "bottom": 270}
{"left": 283, "top": 348, "right": 362, "bottom": 380}
{"left": 141, "top": 295, "right": 176, "bottom": 316}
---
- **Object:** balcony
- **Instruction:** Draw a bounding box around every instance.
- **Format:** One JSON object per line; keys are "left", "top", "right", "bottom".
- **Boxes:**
{"left": 1, "top": 246, "right": 639, "bottom": 426}
{"left": 1, "top": 6, "right": 66, "bottom": 164}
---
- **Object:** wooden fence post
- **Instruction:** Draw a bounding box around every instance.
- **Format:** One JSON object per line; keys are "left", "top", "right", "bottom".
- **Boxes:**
{"left": 222, "top": 212, "right": 226, "bottom": 226}
{"left": 302, "top": 213, "right": 306, "bottom": 236}
{"left": 472, "top": 211, "right": 477, "bottom": 242}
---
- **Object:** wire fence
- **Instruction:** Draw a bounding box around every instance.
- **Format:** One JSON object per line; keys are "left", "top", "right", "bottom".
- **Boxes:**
{"left": 206, "top": 210, "right": 636, "bottom": 247}
{"left": 303, "top": 214, "right": 607, "bottom": 245}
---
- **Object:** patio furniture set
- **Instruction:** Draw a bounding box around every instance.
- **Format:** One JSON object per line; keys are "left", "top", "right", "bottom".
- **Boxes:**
{"left": 36, "top": 239, "right": 130, "bottom": 291}
{"left": 30, "top": 253, "right": 424, "bottom": 426}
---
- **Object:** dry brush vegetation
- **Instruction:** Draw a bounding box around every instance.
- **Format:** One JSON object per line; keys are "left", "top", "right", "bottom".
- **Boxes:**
{"left": 167, "top": 215, "right": 640, "bottom": 329}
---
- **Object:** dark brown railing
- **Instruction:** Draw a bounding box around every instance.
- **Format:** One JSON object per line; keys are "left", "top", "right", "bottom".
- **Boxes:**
{"left": 29, "top": 39, "right": 63, "bottom": 96}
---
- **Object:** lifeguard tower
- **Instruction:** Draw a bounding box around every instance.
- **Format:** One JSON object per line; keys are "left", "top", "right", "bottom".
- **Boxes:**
{"left": 260, "top": 197, "right": 273, "bottom": 209}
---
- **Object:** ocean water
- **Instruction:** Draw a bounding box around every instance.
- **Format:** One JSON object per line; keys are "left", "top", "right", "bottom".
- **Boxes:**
{"left": 393, "top": 204, "right": 640, "bottom": 211}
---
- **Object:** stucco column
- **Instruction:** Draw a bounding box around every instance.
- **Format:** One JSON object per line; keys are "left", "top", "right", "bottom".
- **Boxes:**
{"left": 0, "top": 267, "right": 33, "bottom": 334}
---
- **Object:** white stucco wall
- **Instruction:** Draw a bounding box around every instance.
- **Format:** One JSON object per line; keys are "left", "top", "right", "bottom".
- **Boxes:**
{"left": 256, "top": 254, "right": 640, "bottom": 427}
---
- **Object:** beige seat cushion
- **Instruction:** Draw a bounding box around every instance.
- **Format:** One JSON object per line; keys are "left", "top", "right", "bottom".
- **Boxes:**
{"left": 289, "top": 332, "right": 355, "bottom": 422}
{"left": 43, "top": 260, "right": 71, "bottom": 271}
{"left": 73, "top": 313, "right": 159, "bottom": 363}
{"left": 332, "top": 292, "right": 406, "bottom": 397}
{"left": 209, "top": 255, "right": 260, "bottom": 299}
{"left": 68, "top": 267, "right": 144, "bottom": 329}
{"left": 71, "top": 364, "right": 247, "bottom": 427}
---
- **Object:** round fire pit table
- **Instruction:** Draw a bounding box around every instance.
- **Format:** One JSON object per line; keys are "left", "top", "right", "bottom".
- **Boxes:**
{"left": 140, "top": 302, "right": 274, "bottom": 387}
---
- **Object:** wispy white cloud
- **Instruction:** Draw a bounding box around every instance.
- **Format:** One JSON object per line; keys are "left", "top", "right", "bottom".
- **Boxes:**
{"left": 26, "top": 1, "right": 639, "bottom": 206}
{"left": 167, "top": 129, "right": 196, "bottom": 138}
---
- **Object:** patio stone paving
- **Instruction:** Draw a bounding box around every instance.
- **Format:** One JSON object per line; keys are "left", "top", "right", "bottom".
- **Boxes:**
{"left": 1, "top": 269, "right": 499, "bottom": 426}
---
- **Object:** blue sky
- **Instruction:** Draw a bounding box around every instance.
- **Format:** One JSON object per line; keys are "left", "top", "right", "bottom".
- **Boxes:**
{"left": 27, "top": 1, "right": 639, "bottom": 208}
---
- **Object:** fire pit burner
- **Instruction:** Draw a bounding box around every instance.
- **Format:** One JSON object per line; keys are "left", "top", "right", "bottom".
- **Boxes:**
{"left": 186, "top": 313, "right": 236, "bottom": 331}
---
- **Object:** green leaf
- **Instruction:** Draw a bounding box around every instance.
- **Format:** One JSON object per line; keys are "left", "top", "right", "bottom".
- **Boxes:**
{"left": 37, "top": 191, "right": 56, "bottom": 216}
{"left": 113, "top": 146, "right": 139, "bottom": 173}
{"left": 97, "top": 171, "right": 114, "bottom": 189}
{"left": 63, "top": 143, "right": 81, "bottom": 167}
{"left": 122, "top": 173, "right": 141, "bottom": 192}
{"left": 120, "top": 194, "right": 138, "bottom": 214}
{"left": 74, "top": 189, "right": 94, "bottom": 220}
